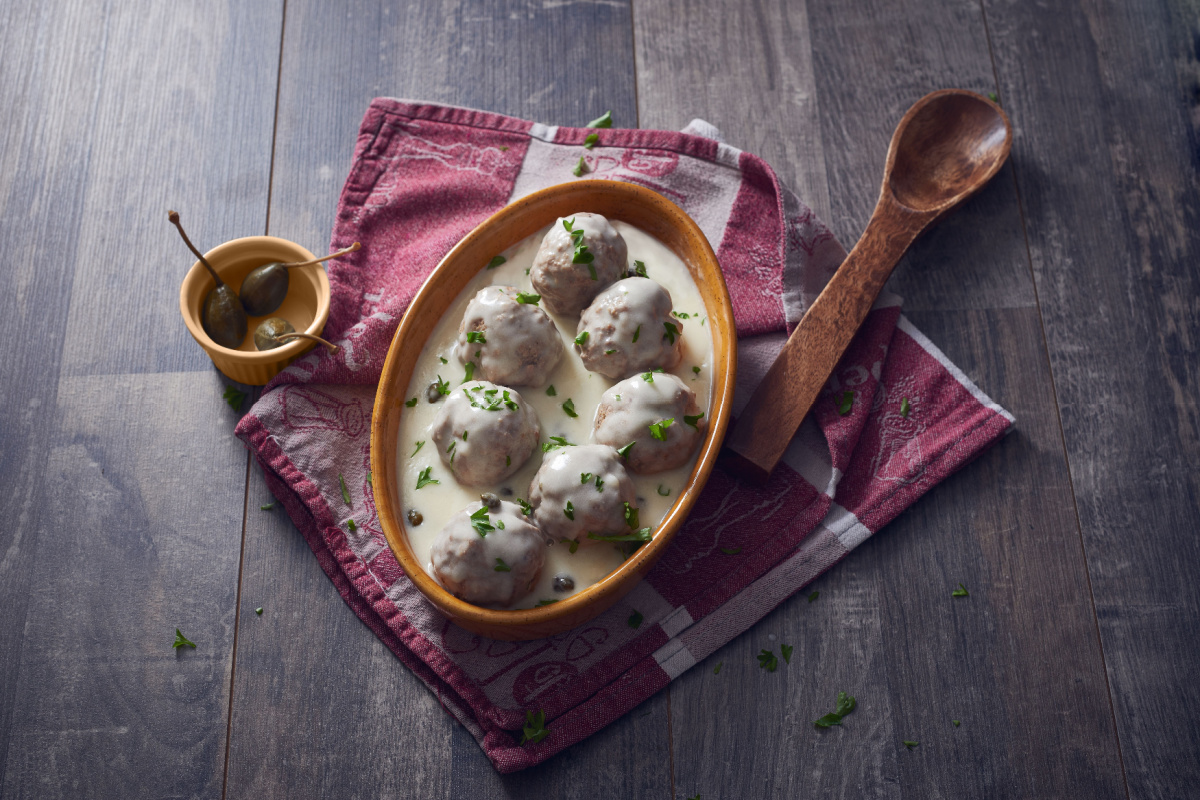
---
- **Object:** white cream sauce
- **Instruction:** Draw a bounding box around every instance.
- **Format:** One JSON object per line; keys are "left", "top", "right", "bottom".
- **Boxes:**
{"left": 396, "top": 221, "right": 713, "bottom": 609}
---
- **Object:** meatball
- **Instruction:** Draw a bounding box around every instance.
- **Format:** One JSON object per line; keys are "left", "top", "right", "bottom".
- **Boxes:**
{"left": 431, "top": 381, "right": 540, "bottom": 486}
{"left": 430, "top": 500, "right": 545, "bottom": 606}
{"left": 593, "top": 372, "right": 706, "bottom": 474}
{"left": 530, "top": 213, "right": 628, "bottom": 315}
{"left": 529, "top": 444, "right": 639, "bottom": 544}
{"left": 454, "top": 285, "right": 564, "bottom": 387}
{"left": 575, "top": 277, "right": 684, "bottom": 380}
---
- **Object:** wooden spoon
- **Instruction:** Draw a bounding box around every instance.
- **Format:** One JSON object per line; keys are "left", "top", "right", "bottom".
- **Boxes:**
{"left": 722, "top": 89, "right": 1012, "bottom": 484}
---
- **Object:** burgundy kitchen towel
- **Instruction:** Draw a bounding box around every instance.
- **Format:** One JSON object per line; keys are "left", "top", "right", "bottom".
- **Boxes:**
{"left": 234, "top": 99, "right": 1014, "bottom": 773}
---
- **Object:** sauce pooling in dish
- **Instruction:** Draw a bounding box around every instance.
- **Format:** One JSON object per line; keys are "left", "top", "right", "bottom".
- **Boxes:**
{"left": 396, "top": 216, "right": 713, "bottom": 609}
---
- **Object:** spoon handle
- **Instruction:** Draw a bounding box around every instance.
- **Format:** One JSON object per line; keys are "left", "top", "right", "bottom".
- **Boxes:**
{"left": 721, "top": 196, "right": 935, "bottom": 483}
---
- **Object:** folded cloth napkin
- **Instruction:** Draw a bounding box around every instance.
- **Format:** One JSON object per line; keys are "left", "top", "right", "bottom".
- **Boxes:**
{"left": 235, "top": 99, "right": 1014, "bottom": 773}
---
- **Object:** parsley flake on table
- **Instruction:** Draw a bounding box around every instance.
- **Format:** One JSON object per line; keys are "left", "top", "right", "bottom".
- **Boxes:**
{"left": 466, "top": 330, "right": 486, "bottom": 344}
{"left": 757, "top": 649, "right": 778, "bottom": 672}
{"left": 223, "top": 386, "right": 246, "bottom": 411}
{"left": 632, "top": 259, "right": 648, "bottom": 278}
{"left": 486, "top": 255, "right": 506, "bottom": 270}
{"left": 564, "top": 501, "right": 575, "bottom": 520}
{"left": 837, "top": 390, "right": 854, "bottom": 416}
{"left": 586, "top": 110, "right": 613, "bottom": 128}
{"left": 516, "top": 292, "right": 541, "bottom": 305}
{"left": 562, "top": 398, "right": 578, "bottom": 418}
{"left": 405, "top": 396, "right": 418, "bottom": 407}
{"left": 260, "top": 502, "right": 275, "bottom": 511}
{"left": 587, "top": 528, "right": 652, "bottom": 543}
{"left": 584, "top": 132, "right": 599, "bottom": 149}
{"left": 684, "top": 412, "right": 704, "bottom": 428}
{"left": 781, "top": 644, "right": 794, "bottom": 664}
{"left": 546, "top": 384, "right": 558, "bottom": 396}
{"left": 494, "top": 558, "right": 511, "bottom": 573}
{"left": 953, "top": 582, "right": 970, "bottom": 597}
{"left": 542, "top": 436, "right": 575, "bottom": 452}
{"left": 663, "top": 321, "right": 679, "bottom": 344}
{"left": 903, "top": 740, "right": 919, "bottom": 750}
{"left": 988, "top": 91, "right": 998, "bottom": 102}
{"left": 616, "top": 441, "right": 636, "bottom": 459}
{"left": 520, "top": 710, "right": 550, "bottom": 745}
{"left": 628, "top": 610, "right": 644, "bottom": 629}
{"left": 416, "top": 467, "right": 439, "bottom": 489}
{"left": 953, "top": 719, "right": 961, "bottom": 727}
{"left": 657, "top": 485, "right": 670, "bottom": 497}
{"left": 808, "top": 590, "right": 819, "bottom": 602}
{"left": 470, "top": 506, "right": 495, "bottom": 537}
{"left": 632, "top": 324, "right": 641, "bottom": 343}
{"left": 649, "top": 418, "right": 674, "bottom": 441}
{"left": 255, "top": 607, "right": 263, "bottom": 615}
{"left": 411, "top": 440, "right": 425, "bottom": 457}
{"left": 339, "top": 474, "right": 351, "bottom": 506}
{"left": 713, "top": 661, "right": 722, "bottom": 675}
{"left": 813, "top": 691, "right": 857, "bottom": 728}
{"left": 572, "top": 155, "right": 589, "bottom": 177}
{"left": 347, "top": 519, "right": 357, "bottom": 532}
{"left": 173, "top": 629, "right": 196, "bottom": 649}
{"left": 720, "top": 547, "right": 742, "bottom": 555}
{"left": 623, "top": 502, "right": 640, "bottom": 529}
{"left": 900, "top": 396, "right": 911, "bottom": 417}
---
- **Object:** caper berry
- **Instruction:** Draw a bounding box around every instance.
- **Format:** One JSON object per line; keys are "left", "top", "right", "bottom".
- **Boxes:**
{"left": 241, "top": 242, "right": 362, "bottom": 317}
{"left": 170, "top": 210, "right": 248, "bottom": 350}
{"left": 407, "top": 509, "right": 423, "bottom": 526}
{"left": 480, "top": 492, "right": 500, "bottom": 509}
{"left": 553, "top": 575, "right": 575, "bottom": 592}
{"left": 254, "top": 317, "right": 295, "bottom": 351}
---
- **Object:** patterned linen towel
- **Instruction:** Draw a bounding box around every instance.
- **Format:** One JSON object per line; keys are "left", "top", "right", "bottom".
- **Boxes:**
{"left": 234, "top": 99, "right": 1013, "bottom": 773}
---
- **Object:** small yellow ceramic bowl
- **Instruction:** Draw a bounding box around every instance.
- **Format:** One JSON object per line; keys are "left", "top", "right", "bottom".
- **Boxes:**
{"left": 371, "top": 180, "right": 737, "bottom": 640}
{"left": 179, "top": 236, "right": 331, "bottom": 386}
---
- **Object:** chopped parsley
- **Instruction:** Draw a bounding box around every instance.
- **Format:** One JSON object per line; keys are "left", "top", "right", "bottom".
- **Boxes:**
{"left": 339, "top": 474, "right": 351, "bottom": 506}
{"left": 900, "top": 396, "right": 911, "bottom": 417}
{"left": 572, "top": 155, "right": 588, "bottom": 177}
{"left": 546, "top": 384, "right": 558, "bottom": 396}
{"left": 447, "top": 441, "right": 456, "bottom": 463}
{"left": 561, "top": 537, "right": 580, "bottom": 554}
{"left": 405, "top": 396, "right": 418, "bottom": 407}
{"left": 517, "top": 497, "right": 533, "bottom": 516}
{"left": 494, "top": 558, "right": 511, "bottom": 573}
{"left": 623, "top": 502, "right": 640, "bottom": 529}
{"left": 632, "top": 324, "right": 641, "bottom": 343}
{"left": 520, "top": 710, "right": 550, "bottom": 745}
{"left": 649, "top": 418, "right": 674, "bottom": 441}
{"left": 537, "top": 599, "right": 559, "bottom": 606}
{"left": 255, "top": 607, "right": 263, "bottom": 615}
{"left": 411, "top": 440, "right": 425, "bottom": 457}
{"left": 470, "top": 506, "right": 495, "bottom": 537}
{"left": 713, "top": 662, "right": 722, "bottom": 675}
{"left": 587, "top": 528, "right": 652, "bottom": 543}
{"left": 486, "top": 255, "right": 506, "bottom": 270}
{"left": 594, "top": 475, "right": 604, "bottom": 492}
{"left": 434, "top": 375, "right": 450, "bottom": 396}
{"left": 223, "top": 386, "right": 246, "bottom": 411}
{"left": 462, "top": 362, "right": 475, "bottom": 383}
{"left": 663, "top": 321, "right": 679, "bottom": 344}
{"left": 903, "top": 740, "right": 919, "bottom": 750}
{"left": 952, "top": 582, "right": 970, "bottom": 597}
{"left": 632, "top": 259, "right": 647, "bottom": 278}
{"left": 584, "top": 132, "right": 599, "bottom": 149}
{"left": 781, "top": 644, "right": 793, "bottom": 664}
{"left": 515, "top": 292, "right": 541, "bottom": 305}
{"left": 416, "top": 467, "right": 439, "bottom": 489}
{"left": 988, "top": 91, "right": 998, "bottom": 102}
{"left": 657, "top": 485, "right": 670, "bottom": 497}
{"left": 466, "top": 330, "right": 486, "bottom": 343}
{"left": 542, "top": 436, "right": 575, "bottom": 452}
{"left": 953, "top": 720, "right": 961, "bottom": 727}
{"left": 757, "top": 649, "right": 779, "bottom": 672}
{"left": 347, "top": 519, "right": 358, "bottom": 532}
{"left": 720, "top": 547, "right": 742, "bottom": 555}
{"left": 574, "top": 331, "right": 589, "bottom": 347}
{"left": 616, "top": 441, "right": 636, "bottom": 459}
{"left": 814, "top": 691, "right": 857, "bottom": 728}
{"left": 439, "top": 356, "right": 448, "bottom": 364}
{"left": 641, "top": 370, "right": 660, "bottom": 383}
{"left": 587, "top": 110, "right": 613, "bottom": 128}
{"left": 506, "top": 455, "right": 511, "bottom": 466}
{"left": 367, "top": 470, "right": 373, "bottom": 487}
{"left": 173, "top": 629, "right": 197, "bottom": 649}
{"left": 604, "top": 348, "right": 616, "bottom": 354}
{"left": 260, "top": 502, "right": 275, "bottom": 511}
{"left": 563, "top": 217, "right": 596, "bottom": 276}
{"left": 684, "top": 412, "right": 704, "bottom": 428}
{"left": 562, "top": 398, "right": 578, "bottom": 418}
{"left": 580, "top": 472, "right": 593, "bottom": 484}
{"left": 628, "top": 611, "right": 644, "bottom": 629}
{"left": 692, "top": 365, "right": 701, "bottom": 375}
{"left": 836, "top": 390, "right": 854, "bottom": 416}
{"left": 564, "top": 501, "right": 575, "bottom": 520}
{"left": 808, "top": 590, "right": 819, "bottom": 602}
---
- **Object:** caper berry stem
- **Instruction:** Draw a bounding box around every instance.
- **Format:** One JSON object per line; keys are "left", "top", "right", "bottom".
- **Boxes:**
{"left": 271, "top": 331, "right": 340, "bottom": 353}
{"left": 167, "top": 210, "right": 224, "bottom": 287}
{"left": 281, "top": 241, "right": 361, "bottom": 269}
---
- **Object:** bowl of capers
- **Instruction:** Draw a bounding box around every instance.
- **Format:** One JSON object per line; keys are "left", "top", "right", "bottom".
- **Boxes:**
{"left": 173, "top": 210, "right": 354, "bottom": 386}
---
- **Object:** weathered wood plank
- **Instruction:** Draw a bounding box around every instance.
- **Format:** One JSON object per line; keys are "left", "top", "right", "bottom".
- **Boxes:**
{"left": 984, "top": 0, "right": 1200, "bottom": 793}
{"left": 0, "top": 2, "right": 281, "bottom": 796}
{"left": 223, "top": 0, "right": 665, "bottom": 793}
{"left": 639, "top": 0, "right": 1126, "bottom": 796}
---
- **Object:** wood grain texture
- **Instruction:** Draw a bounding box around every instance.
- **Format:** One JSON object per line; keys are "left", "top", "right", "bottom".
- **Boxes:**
{"left": 223, "top": 0, "right": 670, "bottom": 793}
{"left": 0, "top": 2, "right": 280, "bottom": 796}
{"left": 985, "top": 0, "right": 1200, "bottom": 794}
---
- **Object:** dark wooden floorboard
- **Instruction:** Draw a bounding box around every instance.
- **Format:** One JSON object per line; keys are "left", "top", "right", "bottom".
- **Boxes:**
{"left": 985, "top": 0, "right": 1200, "bottom": 794}
{"left": 0, "top": 1, "right": 281, "bottom": 798}
{"left": 222, "top": 1, "right": 669, "bottom": 796}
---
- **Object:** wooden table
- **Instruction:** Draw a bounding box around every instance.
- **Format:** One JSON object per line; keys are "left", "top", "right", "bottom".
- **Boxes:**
{"left": 2, "top": 1, "right": 1196, "bottom": 797}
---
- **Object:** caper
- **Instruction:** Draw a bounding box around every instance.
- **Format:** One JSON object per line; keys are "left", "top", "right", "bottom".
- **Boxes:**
{"left": 407, "top": 509, "right": 423, "bottom": 526}
{"left": 500, "top": 486, "right": 513, "bottom": 496}
{"left": 480, "top": 492, "right": 500, "bottom": 509}
{"left": 239, "top": 242, "right": 361, "bottom": 316}
{"left": 553, "top": 575, "right": 575, "bottom": 592}
{"left": 426, "top": 383, "right": 443, "bottom": 403}
{"left": 170, "top": 210, "right": 247, "bottom": 350}
{"left": 254, "top": 317, "right": 294, "bottom": 350}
